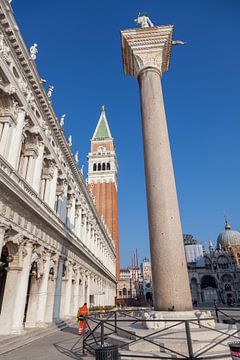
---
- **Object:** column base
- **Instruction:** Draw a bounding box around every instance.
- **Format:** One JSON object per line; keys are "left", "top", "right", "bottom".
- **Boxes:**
{"left": 142, "top": 310, "right": 215, "bottom": 330}
{"left": 11, "top": 326, "right": 25, "bottom": 335}
{"left": 35, "top": 321, "right": 49, "bottom": 328}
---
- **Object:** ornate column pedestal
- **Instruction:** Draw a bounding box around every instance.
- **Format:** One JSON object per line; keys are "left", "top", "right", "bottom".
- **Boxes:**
{"left": 121, "top": 25, "right": 192, "bottom": 312}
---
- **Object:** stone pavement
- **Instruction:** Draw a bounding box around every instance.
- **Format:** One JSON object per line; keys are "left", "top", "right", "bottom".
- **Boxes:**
{"left": 0, "top": 325, "right": 94, "bottom": 360}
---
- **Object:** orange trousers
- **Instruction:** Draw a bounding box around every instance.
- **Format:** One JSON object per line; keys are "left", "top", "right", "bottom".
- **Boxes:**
{"left": 78, "top": 320, "right": 88, "bottom": 334}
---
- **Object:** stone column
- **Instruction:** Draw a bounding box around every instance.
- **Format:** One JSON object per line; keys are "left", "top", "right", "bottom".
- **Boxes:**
{"left": 75, "top": 206, "right": 82, "bottom": 239}
{"left": 64, "top": 262, "right": 73, "bottom": 317}
{"left": 36, "top": 251, "right": 51, "bottom": 325}
{"left": 53, "top": 256, "right": 64, "bottom": 322}
{"left": 32, "top": 143, "right": 45, "bottom": 193}
{"left": 121, "top": 26, "right": 192, "bottom": 311}
{"left": 8, "top": 109, "right": 26, "bottom": 169}
{"left": 72, "top": 268, "right": 80, "bottom": 316}
{"left": 0, "top": 121, "right": 10, "bottom": 157}
{"left": 11, "top": 241, "right": 33, "bottom": 333}
{"left": 58, "top": 180, "right": 68, "bottom": 222}
{"left": 48, "top": 166, "right": 58, "bottom": 210}
{"left": 0, "top": 224, "right": 6, "bottom": 258}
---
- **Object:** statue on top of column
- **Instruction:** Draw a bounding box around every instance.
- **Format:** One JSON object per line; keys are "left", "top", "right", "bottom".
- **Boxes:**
{"left": 134, "top": 13, "right": 154, "bottom": 28}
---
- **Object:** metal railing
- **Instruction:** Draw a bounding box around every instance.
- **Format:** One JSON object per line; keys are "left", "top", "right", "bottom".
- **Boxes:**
{"left": 81, "top": 309, "right": 240, "bottom": 359}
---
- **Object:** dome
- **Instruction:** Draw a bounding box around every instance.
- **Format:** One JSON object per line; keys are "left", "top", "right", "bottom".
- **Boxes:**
{"left": 217, "top": 223, "right": 240, "bottom": 248}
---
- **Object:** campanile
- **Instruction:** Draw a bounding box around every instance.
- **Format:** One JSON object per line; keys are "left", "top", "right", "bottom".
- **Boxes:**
{"left": 88, "top": 105, "right": 120, "bottom": 279}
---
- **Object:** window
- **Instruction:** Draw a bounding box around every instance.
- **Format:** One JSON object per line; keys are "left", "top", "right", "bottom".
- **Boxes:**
{"left": 93, "top": 164, "right": 97, "bottom": 171}
{"left": 102, "top": 163, "right": 106, "bottom": 171}
{"left": 122, "top": 288, "right": 127, "bottom": 296}
{"left": 225, "top": 284, "right": 232, "bottom": 292}
{"left": 107, "top": 162, "right": 110, "bottom": 170}
{"left": 98, "top": 163, "right": 101, "bottom": 171}
{"left": 119, "top": 291, "right": 122, "bottom": 296}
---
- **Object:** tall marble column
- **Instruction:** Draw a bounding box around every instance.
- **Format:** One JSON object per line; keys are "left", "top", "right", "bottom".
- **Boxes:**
{"left": 53, "top": 256, "right": 64, "bottom": 321}
{"left": 121, "top": 25, "right": 192, "bottom": 311}
{"left": 11, "top": 241, "right": 33, "bottom": 333}
{"left": 36, "top": 251, "right": 51, "bottom": 325}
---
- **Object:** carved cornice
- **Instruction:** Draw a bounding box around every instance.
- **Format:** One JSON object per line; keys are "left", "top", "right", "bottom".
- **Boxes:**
{"left": 121, "top": 25, "right": 173, "bottom": 77}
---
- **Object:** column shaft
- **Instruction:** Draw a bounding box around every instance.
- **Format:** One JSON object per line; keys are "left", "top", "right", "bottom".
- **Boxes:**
{"left": 11, "top": 242, "right": 33, "bottom": 333}
{"left": 53, "top": 257, "right": 64, "bottom": 321}
{"left": 36, "top": 253, "right": 51, "bottom": 324}
{"left": 138, "top": 68, "right": 192, "bottom": 311}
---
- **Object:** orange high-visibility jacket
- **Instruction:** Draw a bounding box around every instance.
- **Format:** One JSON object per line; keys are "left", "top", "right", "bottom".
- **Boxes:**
{"left": 77, "top": 304, "right": 89, "bottom": 318}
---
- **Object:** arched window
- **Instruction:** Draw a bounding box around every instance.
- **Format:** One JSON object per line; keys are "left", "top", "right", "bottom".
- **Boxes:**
{"left": 102, "top": 163, "right": 106, "bottom": 171}
{"left": 122, "top": 288, "right": 127, "bottom": 296}
{"left": 93, "top": 164, "right": 97, "bottom": 171}
{"left": 218, "top": 256, "right": 229, "bottom": 269}
{"left": 107, "top": 162, "right": 110, "bottom": 170}
{"left": 225, "top": 284, "right": 232, "bottom": 292}
{"left": 98, "top": 163, "right": 101, "bottom": 171}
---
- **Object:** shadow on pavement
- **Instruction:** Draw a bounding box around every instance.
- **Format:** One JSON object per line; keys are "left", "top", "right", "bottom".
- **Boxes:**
{"left": 53, "top": 335, "right": 89, "bottom": 359}
{"left": 61, "top": 326, "right": 79, "bottom": 335}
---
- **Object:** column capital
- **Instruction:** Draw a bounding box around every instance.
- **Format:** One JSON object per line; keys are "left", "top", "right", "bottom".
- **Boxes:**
{"left": 121, "top": 25, "right": 173, "bottom": 77}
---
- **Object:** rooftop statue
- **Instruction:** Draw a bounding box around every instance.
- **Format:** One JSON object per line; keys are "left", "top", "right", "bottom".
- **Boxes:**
{"left": 134, "top": 13, "right": 154, "bottom": 28}
{"left": 60, "top": 114, "right": 66, "bottom": 127}
{"left": 74, "top": 151, "right": 79, "bottom": 163}
{"left": 30, "top": 43, "right": 38, "bottom": 61}
{"left": 68, "top": 135, "right": 72, "bottom": 147}
{"left": 47, "top": 85, "right": 54, "bottom": 98}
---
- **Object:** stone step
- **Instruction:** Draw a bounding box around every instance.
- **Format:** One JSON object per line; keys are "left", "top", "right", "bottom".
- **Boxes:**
{"left": 0, "top": 319, "right": 75, "bottom": 355}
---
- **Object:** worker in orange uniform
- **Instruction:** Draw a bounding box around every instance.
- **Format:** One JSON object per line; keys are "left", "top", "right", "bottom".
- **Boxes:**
{"left": 77, "top": 302, "right": 89, "bottom": 335}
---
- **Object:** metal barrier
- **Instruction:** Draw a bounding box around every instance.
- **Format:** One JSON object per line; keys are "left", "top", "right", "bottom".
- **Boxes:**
{"left": 80, "top": 308, "right": 240, "bottom": 359}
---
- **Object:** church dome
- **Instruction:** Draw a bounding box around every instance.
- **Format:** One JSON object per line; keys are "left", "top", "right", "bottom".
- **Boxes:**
{"left": 217, "top": 223, "right": 240, "bottom": 248}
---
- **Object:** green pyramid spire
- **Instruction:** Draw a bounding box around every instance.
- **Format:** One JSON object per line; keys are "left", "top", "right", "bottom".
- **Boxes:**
{"left": 92, "top": 105, "right": 112, "bottom": 140}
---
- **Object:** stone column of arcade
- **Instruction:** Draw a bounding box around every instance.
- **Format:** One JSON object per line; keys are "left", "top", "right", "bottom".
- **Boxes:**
{"left": 121, "top": 24, "right": 192, "bottom": 315}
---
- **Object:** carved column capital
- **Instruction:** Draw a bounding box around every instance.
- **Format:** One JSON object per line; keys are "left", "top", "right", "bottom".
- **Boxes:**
{"left": 121, "top": 25, "right": 173, "bottom": 77}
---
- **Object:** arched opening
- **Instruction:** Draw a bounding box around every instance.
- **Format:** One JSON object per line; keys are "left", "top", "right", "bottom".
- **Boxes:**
{"left": 98, "top": 163, "right": 101, "bottom": 171}
{"left": 221, "top": 274, "right": 235, "bottom": 305}
{"left": 122, "top": 287, "right": 127, "bottom": 296}
{"left": 107, "top": 162, "right": 110, "bottom": 170}
{"left": 217, "top": 255, "right": 230, "bottom": 269}
{"left": 102, "top": 163, "right": 106, "bottom": 171}
{"left": 201, "top": 275, "right": 218, "bottom": 303}
{"left": 205, "top": 257, "right": 212, "bottom": 270}
{"left": 0, "top": 245, "right": 9, "bottom": 314}
{"left": 190, "top": 278, "right": 199, "bottom": 305}
{"left": 93, "top": 163, "right": 97, "bottom": 171}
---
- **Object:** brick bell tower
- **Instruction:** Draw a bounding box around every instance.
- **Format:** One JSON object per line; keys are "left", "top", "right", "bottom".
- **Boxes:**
{"left": 88, "top": 105, "right": 120, "bottom": 280}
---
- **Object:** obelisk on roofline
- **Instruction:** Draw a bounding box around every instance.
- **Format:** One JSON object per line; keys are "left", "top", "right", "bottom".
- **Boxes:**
{"left": 121, "top": 14, "right": 192, "bottom": 311}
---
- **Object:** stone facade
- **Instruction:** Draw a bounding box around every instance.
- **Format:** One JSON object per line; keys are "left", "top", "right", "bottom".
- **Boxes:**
{"left": 0, "top": 0, "right": 116, "bottom": 335}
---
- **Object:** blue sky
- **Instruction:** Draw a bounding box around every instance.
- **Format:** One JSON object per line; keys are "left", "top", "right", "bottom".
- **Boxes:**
{"left": 12, "top": 0, "right": 240, "bottom": 267}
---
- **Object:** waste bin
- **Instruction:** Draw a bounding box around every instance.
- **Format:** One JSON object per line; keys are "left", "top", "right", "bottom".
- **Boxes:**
{"left": 95, "top": 343, "right": 119, "bottom": 360}
{"left": 229, "top": 342, "right": 240, "bottom": 360}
